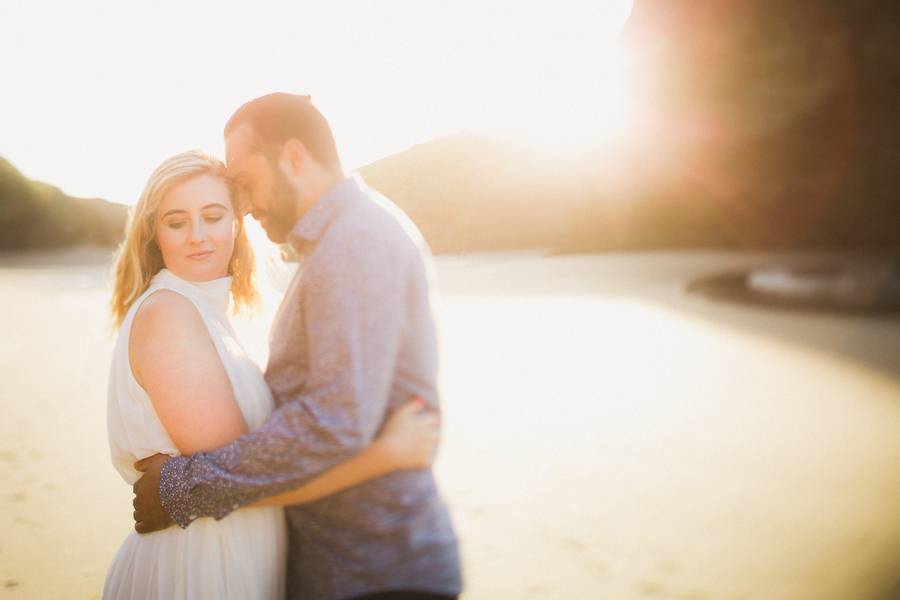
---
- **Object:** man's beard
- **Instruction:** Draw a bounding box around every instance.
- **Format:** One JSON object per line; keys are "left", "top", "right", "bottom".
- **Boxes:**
{"left": 262, "top": 169, "right": 301, "bottom": 244}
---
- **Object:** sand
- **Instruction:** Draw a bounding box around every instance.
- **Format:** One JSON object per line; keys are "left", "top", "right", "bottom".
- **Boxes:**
{"left": 1, "top": 250, "right": 899, "bottom": 599}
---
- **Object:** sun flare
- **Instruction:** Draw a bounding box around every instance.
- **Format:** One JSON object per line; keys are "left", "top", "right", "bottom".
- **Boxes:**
{"left": 503, "top": 49, "right": 635, "bottom": 155}
{"left": 0, "top": 0, "right": 635, "bottom": 203}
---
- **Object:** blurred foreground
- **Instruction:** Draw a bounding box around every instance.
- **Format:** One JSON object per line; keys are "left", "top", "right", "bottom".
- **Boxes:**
{"left": 1, "top": 249, "right": 899, "bottom": 599}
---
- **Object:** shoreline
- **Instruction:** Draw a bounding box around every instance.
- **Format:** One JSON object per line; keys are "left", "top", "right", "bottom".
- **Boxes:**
{"left": 0, "top": 245, "right": 116, "bottom": 268}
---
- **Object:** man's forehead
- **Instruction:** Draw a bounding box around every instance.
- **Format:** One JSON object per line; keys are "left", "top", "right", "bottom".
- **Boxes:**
{"left": 224, "top": 150, "right": 253, "bottom": 183}
{"left": 224, "top": 150, "right": 243, "bottom": 177}
{"left": 224, "top": 124, "right": 255, "bottom": 170}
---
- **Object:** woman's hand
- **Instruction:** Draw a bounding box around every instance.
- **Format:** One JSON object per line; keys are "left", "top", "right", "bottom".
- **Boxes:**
{"left": 375, "top": 398, "right": 441, "bottom": 470}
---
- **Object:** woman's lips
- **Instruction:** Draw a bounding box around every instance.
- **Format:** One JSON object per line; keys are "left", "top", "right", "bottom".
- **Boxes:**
{"left": 187, "top": 250, "right": 214, "bottom": 260}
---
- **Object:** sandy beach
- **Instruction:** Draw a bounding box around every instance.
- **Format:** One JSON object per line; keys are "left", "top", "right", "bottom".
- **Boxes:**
{"left": 1, "top": 250, "right": 899, "bottom": 599}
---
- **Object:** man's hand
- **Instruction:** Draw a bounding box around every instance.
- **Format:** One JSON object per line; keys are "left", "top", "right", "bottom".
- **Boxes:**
{"left": 132, "top": 453, "right": 174, "bottom": 534}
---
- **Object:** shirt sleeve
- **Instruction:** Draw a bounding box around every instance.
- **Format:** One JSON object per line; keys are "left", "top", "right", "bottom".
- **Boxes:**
{"left": 160, "top": 229, "right": 411, "bottom": 528}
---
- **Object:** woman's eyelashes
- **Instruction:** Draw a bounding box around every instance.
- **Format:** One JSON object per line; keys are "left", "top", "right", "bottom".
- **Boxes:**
{"left": 165, "top": 219, "right": 187, "bottom": 230}
{"left": 164, "top": 213, "right": 225, "bottom": 230}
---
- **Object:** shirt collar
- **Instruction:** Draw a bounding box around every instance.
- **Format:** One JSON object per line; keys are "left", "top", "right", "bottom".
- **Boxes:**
{"left": 288, "top": 174, "right": 364, "bottom": 250}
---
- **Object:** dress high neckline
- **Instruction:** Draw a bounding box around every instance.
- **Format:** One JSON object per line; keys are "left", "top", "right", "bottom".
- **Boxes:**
{"left": 151, "top": 269, "right": 232, "bottom": 314}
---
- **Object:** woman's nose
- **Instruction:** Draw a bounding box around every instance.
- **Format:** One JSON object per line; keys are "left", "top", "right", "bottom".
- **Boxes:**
{"left": 188, "top": 219, "right": 205, "bottom": 243}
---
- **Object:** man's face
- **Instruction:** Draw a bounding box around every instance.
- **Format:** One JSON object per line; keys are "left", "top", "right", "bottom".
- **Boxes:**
{"left": 225, "top": 123, "right": 300, "bottom": 244}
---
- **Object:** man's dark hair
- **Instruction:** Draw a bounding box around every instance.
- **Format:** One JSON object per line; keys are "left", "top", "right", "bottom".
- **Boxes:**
{"left": 224, "top": 93, "right": 342, "bottom": 171}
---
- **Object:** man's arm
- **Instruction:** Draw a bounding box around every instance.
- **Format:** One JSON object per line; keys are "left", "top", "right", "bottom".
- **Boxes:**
{"left": 249, "top": 400, "right": 439, "bottom": 507}
{"left": 155, "top": 231, "right": 414, "bottom": 528}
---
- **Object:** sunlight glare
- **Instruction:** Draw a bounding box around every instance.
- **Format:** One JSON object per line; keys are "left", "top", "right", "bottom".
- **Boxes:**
{"left": 0, "top": 0, "right": 634, "bottom": 203}
{"left": 498, "top": 48, "right": 634, "bottom": 156}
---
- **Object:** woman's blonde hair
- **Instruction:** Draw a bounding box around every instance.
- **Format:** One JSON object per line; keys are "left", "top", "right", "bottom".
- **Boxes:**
{"left": 110, "top": 150, "right": 258, "bottom": 327}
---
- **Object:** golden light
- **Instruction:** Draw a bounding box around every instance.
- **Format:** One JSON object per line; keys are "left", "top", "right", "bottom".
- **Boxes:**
{"left": 499, "top": 47, "right": 635, "bottom": 156}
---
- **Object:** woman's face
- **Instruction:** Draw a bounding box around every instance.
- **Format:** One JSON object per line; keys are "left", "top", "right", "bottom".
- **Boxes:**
{"left": 155, "top": 173, "right": 237, "bottom": 282}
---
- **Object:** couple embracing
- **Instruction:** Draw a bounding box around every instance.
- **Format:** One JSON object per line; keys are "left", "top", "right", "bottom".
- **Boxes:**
{"left": 103, "top": 93, "right": 462, "bottom": 600}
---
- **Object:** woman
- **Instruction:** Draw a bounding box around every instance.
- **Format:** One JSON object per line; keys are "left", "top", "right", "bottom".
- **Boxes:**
{"left": 103, "top": 150, "right": 439, "bottom": 599}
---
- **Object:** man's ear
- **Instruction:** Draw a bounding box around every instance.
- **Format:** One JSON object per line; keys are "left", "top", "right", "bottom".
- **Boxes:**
{"left": 279, "top": 139, "right": 307, "bottom": 177}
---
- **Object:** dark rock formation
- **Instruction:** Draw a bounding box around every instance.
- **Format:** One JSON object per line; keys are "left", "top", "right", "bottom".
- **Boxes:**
{"left": 617, "top": 0, "right": 900, "bottom": 250}
{"left": 687, "top": 256, "right": 900, "bottom": 314}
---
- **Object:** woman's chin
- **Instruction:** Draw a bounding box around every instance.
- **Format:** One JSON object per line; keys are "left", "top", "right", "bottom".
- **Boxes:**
{"left": 168, "top": 261, "right": 229, "bottom": 282}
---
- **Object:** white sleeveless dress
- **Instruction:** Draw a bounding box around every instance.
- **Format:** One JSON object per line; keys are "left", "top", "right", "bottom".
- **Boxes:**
{"left": 103, "top": 269, "right": 286, "bottom": 600}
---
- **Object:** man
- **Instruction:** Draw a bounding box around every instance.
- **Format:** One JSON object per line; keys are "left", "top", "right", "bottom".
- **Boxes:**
{"left": 132, "top": 93, "right": 462, "bottom": 600}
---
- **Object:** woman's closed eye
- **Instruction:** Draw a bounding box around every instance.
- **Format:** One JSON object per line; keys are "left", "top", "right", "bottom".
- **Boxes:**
{"left": 164, "top": 213, "right": 225, "bottom": 229}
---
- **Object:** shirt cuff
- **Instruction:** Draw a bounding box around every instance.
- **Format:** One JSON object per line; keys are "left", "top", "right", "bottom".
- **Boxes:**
{"left": 159, "top": 455, "right": 197, "bottom": 529}
{"left": 160, "top": 453, "right": 244, "bottom": 528}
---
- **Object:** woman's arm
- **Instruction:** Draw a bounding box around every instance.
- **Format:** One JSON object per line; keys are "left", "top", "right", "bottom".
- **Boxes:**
{"left": 130, "top": 290, "right": 249, "bottom": 455}
{"left": 249, "top": 400, "right": 440, "bottom": 507}
{"left": 131, "top": 289, "right": 440, "bottom": 508}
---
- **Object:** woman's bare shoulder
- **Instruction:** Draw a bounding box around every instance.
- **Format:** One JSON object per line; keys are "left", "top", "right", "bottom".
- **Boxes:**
{"left": 128, "top": 288, "right": 219, "bottom": 392}
{"left": 131, "top": 289, "right": 206, "bottom": 346}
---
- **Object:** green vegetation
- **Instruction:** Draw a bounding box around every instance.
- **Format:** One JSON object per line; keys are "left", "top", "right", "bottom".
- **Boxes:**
{"left": 0, "top": 157, "right": 127, "bottom": 251}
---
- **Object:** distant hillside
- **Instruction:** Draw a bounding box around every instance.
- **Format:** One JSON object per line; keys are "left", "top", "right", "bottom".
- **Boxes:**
{"left": 0, "top": 157, "right": 127, "bottom": 251}
{"left": 360, "top": 133, "right": 600, "bottom": 254}
{"left": 357, "top": 130, "right": 853, "bottom": 255}
{"left": 361, "top": 0, "right": 900, "bottom": 255}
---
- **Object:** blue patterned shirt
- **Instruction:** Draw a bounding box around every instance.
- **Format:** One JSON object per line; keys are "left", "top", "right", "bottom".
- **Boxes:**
{"left": 159, "top": 175, "right": 461, "bottom": 600}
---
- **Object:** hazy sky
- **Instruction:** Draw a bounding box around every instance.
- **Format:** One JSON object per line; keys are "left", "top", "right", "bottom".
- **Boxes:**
{"left": 1, "top": 1, "right": 632, "bottom": 205}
